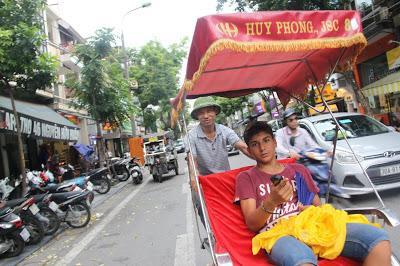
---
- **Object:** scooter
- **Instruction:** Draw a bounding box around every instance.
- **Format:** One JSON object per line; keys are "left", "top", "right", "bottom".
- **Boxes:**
{"left": 298, "top": 149, "right": 350, "bottom": 199}
{"left": 129, "top": 157, "right": 143, "bottom": 185}
{"left": 4, "top": 197, "right": 45, "bottom": 245}
{"left": 0, "top": 208, "right": 28, "bottom": 258}
{"left": 39, "top": 190, "right": 92, "bottom": 229}
{"left": 109, "top": 157, "right": 131, "bottom": 182}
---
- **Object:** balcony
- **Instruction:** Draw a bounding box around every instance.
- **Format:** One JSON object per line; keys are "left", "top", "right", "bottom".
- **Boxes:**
{"left": 360, "top": 0, "right": 400, "bottom": 44}
{"left": 59, "top": 42, "right": 82, "bottom": 74}
{"left": 52, "top": 96, "right": 88, "bottom": 116}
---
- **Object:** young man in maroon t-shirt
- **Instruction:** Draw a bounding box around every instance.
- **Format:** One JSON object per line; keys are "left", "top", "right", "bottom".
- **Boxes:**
{"left": 235, "top": 121, "right": 391, "bottom": 266}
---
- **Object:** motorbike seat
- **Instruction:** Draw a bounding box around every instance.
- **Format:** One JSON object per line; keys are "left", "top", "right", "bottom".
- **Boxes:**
{"left": 86, "top": 167, "right": 107, "bottom": 177}
{"left": 0, "top": 207, "right": 12, "bottom": 217}
{"left": 51, "top": 190, "right": 89, "bottom": 203}
{"left": 4, "top": 198, "right": 27, "bottom": 208}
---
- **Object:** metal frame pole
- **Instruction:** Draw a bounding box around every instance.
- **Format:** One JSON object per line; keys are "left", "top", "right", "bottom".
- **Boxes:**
{"left": 181, "top": 112, "right": 217, "bottom": 265}
{"left": 303, "top": 48, "right": 386, "bottom": 208}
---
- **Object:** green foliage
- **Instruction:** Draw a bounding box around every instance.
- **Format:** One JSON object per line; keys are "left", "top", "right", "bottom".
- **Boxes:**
{"left": 217, "top": 0, "right": 348, "bottom": 11}
{"left": 215, "top": 96, "right": 248, "bottom": 117}
{"left": 67, "top": 28, "right": 134, "bottom": 126}
{"left": 0, "top": 0, "right": 57, "bottom": 94}
{"left": 129, "top": 38, "right": 187, "bottom": 131}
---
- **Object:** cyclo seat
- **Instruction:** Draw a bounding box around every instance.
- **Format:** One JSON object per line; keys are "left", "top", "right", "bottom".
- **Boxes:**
{"left": 199, "top": 165, "right": 361, "bottom": 266}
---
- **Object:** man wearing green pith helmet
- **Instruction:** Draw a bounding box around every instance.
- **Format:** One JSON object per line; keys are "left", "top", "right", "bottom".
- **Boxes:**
{"left": 186, "top": 96, "right": 251, "bottom": 225}
{"left": 186, "top": 96, "right": 251, "bottom": 177}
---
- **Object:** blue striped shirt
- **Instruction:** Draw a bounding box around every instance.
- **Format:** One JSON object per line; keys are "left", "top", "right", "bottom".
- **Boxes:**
{"left": 186, "top": 124, "right": 240, "bottom": 176}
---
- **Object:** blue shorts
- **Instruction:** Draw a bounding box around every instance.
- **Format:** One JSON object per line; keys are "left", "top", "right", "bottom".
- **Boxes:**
{"left": 268, "top": 223, "right": 389, "bottom": 266}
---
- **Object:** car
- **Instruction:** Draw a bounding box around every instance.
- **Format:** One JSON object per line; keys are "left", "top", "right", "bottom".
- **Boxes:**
{"left": 299, "top": 112, "right": 400, "bottom": 197}
{"left": 227, "top": 144, "right": 240, "bottom": 156}
{"left": 174, "top": 139, "right": 185, "bottom": 153}
{"left": 267, "top": 119, "right": 284, "bottom": 133}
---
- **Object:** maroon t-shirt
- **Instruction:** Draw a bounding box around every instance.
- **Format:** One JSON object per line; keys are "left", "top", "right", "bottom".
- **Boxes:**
{"left": 234, "top": 163, "right": 318, "bottom": 232}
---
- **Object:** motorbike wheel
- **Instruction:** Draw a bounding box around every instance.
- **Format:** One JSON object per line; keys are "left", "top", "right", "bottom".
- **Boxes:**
{"left": 66, "top": 203, "right": 91, "bottom": 228}
{"left": 118, "top": 168, "right": 130, "bottom": 182}
{"left": 22, "top": 212, "right": 45, "bottom": 245}
{"left": 152, "top": 174, "right": 162, "bottom": 183}
{"left": 94, "top": 177, "right": 111, "bottom": 194}
{"left": 39, "top": 207, "right": 60, "bottom": 235}
{"left": 132, "top": 172, "right": 142, "bottom": 185}
{"left": 0, "top": 232, "right": 25, "bottom": 258}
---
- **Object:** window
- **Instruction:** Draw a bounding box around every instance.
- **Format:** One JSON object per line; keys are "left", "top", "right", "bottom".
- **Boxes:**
{"left": 313, "top": 115, "right": 389, "bottom": 141}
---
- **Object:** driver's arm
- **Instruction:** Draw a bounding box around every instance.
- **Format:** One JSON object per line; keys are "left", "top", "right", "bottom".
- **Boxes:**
{"left": 186, "top": 152, "right": 200, "bottom": 192}
{"left": 275, "top": 129, "right": 291, "bottom": 158}
{"left": 234, "top": 140, "right": 253, "bottom": 159}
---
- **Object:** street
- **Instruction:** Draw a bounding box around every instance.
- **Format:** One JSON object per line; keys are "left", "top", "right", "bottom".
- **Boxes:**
{"left": 14, "top": 153, "right": 399, "bottom": 266}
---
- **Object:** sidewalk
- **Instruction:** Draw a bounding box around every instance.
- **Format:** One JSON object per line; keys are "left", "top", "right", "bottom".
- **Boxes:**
{"left": 0, "top": 178, "right": 137, "bottom": 266}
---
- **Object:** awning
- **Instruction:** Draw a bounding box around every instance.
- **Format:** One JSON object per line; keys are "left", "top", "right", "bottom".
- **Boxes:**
{"left": 0, "top": 96, "right": 80, "bottom": 141}
{"left": 362, "top": 71, "right": 400, "bottom": 97}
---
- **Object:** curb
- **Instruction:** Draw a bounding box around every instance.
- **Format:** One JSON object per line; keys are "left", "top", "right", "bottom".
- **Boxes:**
{"left": 1, "top": 178, "right": 137, "bottom": 266}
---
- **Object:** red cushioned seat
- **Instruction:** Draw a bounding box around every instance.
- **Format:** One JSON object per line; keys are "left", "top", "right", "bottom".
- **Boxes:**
{"left": 199, "top": 165, "right": 361, "bottom": 266}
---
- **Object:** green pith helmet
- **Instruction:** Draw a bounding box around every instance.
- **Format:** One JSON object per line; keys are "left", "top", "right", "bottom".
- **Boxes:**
{"left": 190, "top": 96, "right": 222, "bottom": 120}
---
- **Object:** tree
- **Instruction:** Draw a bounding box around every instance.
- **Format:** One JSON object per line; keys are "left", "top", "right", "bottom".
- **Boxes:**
{"left": 217, "top": 0, "right": 348, "bottom": 12}
{"left": 129, "top": 39, "right": 187, "bottom": 132}
{"left": 67, "top": 28, "right": 134, "bottom": 163}
{"left": 0, "top": 0, "right": 58, "bottom": 193}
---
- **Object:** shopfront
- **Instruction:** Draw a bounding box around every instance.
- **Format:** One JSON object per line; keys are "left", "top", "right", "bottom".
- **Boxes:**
{"left": 0, "top": 96, "right": 80, "bottom": 179}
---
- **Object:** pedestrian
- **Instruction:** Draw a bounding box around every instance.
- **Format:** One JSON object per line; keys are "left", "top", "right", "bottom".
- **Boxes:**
{"left": 186, "top": 96, "right": 251, "bottom": 225}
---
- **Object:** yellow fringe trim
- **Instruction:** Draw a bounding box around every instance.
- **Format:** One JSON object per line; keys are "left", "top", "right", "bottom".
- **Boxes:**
{"left": 182, "top": 33, "right": 366, "bottom": 93}
{"left": 171, "top": 33, "right": 367, "bottom": 127}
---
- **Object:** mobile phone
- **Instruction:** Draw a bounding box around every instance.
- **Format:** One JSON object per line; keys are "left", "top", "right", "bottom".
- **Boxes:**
{"left": 271, "top": 175, "right": 283, "bottom": 186}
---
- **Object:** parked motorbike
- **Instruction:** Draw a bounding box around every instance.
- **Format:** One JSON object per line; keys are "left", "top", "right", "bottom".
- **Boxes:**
{"left": 40, "top": 190, "right": 92, "bottom": 228}
{"left": 4, "top": 197, "right": 45, "bottom": 245}
{"left": 109, "top": 157, "right": 130, "bottom": 182}
{"left": 129, "top": 157, "right": 143, "bottom": 185}
{"left": 32, "top": 194, "right": 60, "bottom": 235}
{"left": 83, "top": 167, "right": 111, "bottom": 194}
{"left": 298, "top": 149, "right": 349, "bottom": 199}
{"left": 0, "top": 207, "right": 28, "bottom": 258}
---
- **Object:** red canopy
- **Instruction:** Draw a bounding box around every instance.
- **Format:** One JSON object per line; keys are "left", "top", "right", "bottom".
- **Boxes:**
{"left": 171, "top": 10, "right": 366, "bottom": 123}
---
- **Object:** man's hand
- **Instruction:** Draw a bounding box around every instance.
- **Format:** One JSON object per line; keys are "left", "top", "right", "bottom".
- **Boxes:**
{"left": 289, "top": 151, "right": 301, "bottom": 160}
{"left": 267, "top": 179, "right": 293, "bottom": 207}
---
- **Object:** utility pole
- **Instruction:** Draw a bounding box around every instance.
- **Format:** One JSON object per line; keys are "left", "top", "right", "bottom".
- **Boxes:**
{"left": 120, "top": 2, "right": 151, "bottom": 137}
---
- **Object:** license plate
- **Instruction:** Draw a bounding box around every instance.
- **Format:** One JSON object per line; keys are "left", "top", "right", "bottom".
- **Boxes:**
{"left": 380, "top": 164, "right": 400, "bottom": 176}
{"left": 87, "top": 181, "right": 94, "bottom": 191}
{"left": 20, "top": 228, "right": 30, "bottom": 241}
{"left": 49, "top": 201, "right": 59, "bottom": 212}
{"left": 29, "top": 204, "right": 40, "bottom": 215}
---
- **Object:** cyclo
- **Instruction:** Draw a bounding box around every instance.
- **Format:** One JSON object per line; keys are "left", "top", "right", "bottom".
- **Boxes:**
{"left": 171, "top": 10, "right": 400, "bottom": 266}
{"left": 143, "top": 131, "right": 179, "bottom": 183}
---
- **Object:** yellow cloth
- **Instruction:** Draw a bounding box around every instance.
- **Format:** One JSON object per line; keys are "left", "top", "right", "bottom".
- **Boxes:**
{"left": 252, "top": 204, "right": 380, "bottom": 260}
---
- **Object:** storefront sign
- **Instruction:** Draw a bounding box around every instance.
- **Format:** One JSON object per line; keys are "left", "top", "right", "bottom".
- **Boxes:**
{"left": 1, "top": 110, "right": 79, "bottom": 141}
{"left": 387, "top": 46, "right": 400, "bottom": 70}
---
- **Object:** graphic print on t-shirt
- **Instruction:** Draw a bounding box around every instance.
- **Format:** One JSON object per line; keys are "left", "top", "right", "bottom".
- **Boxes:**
{"left": 259, "top": 177, "right": 301, "bottom": 232}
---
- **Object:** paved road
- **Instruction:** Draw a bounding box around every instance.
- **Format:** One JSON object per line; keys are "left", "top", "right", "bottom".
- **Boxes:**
{"left": 17, "top": 153, "right": 399, "bottom": 266}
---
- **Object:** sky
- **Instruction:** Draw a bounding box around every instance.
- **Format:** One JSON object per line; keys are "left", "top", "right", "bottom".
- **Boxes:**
{"left": 48, "top": 0, "right": 235, "bottom": 100}
{"left": 48, "top": 0, "right": 234, "bottom": 49}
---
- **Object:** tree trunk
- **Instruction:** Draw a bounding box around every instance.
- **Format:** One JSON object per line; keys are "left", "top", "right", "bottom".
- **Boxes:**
{"left": 343, "top": 71, "right": 373, "bottom": 116}
{"left": 96, "top": 121, "right": 106, "bottom": 165}
{"left": 7, "top": 87, "right": 27, "bottom": 195}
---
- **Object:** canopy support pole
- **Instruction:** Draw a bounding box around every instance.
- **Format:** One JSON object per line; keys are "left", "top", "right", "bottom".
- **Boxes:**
{"left": 303, "top": 48, "right": 386, "bottom": 208}
{"left": 326, "top": 124, "right": 339, "bottom": 203}
{"left": 181, "top": 112, "right": 217, "bottom": 265}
